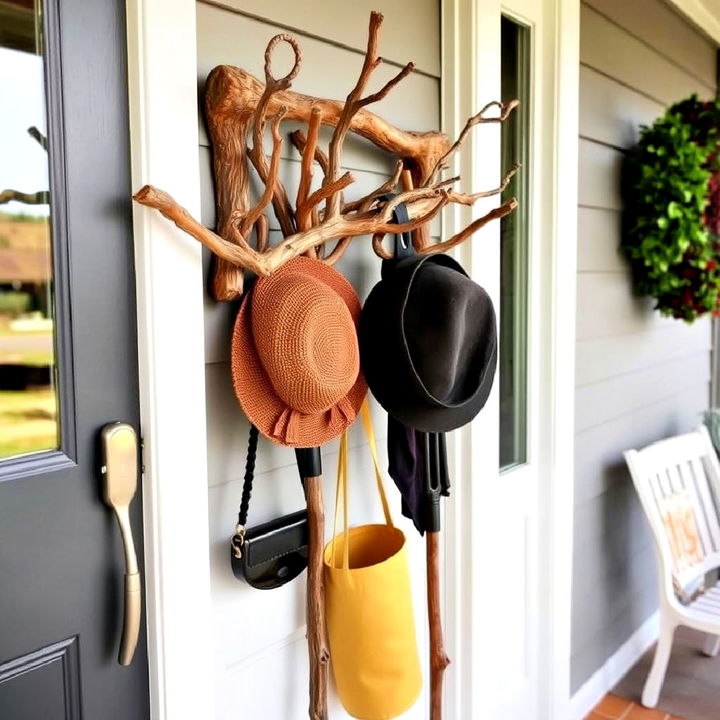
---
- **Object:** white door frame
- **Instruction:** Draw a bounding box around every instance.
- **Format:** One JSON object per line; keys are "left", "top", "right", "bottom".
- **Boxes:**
{"left": 441, "top": 1, "right": 579, "bottom": 718}
{"left": 125, "top": 0, "right": 215, "bottom": 718}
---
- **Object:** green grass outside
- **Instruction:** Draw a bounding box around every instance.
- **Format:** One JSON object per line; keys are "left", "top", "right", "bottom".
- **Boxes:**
{"left": 3, "top": 351, "right": 55, "bottom": 366}
{"left": 0, "top": 388, "right": 58, "bottom": 458}
{"left": 0, "top": 326, "right": 51, "bottom": 337}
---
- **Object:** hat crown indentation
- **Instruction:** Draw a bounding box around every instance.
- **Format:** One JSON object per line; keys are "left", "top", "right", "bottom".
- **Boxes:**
{"left": 253, "top": 273, "right": 359, "bottom": 415}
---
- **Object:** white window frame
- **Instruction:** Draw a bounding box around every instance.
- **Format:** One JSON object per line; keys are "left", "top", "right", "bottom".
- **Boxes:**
{"left": 441, "top": 1, "right": 579, "bottom": 718}
{"left": 126, "top": 0, "right": 215, "bottom": 718}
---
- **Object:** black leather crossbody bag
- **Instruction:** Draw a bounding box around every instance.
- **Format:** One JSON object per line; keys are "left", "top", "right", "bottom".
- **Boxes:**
{"left": 230, "top": 426, "right": 309, "bottom": 589}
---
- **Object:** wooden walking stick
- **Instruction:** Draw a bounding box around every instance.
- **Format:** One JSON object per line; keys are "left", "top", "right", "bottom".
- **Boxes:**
{"left": 296, "top": 448, "right": 329, "bottom": 720}
{"left": 425, "top": 432, "right": 451, "bottom": 719}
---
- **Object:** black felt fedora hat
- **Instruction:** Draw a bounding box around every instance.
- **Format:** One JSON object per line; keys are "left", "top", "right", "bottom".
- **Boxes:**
{"left": 359, "top": 205, "right": 497, "bottom": 433}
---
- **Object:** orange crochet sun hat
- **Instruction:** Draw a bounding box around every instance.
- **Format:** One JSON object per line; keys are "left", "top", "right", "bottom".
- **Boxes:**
{"left": 231, "top": 256, "right": 367, "bottom": 447}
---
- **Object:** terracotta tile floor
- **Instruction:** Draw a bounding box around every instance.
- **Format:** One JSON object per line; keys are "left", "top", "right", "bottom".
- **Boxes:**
{"left": 585, "top": 694, "right": 685, "bottom": 720}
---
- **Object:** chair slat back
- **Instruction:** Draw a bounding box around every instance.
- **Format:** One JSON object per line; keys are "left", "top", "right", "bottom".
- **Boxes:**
{"left": 625, "top": 427, "right": 720, "bottom": 593}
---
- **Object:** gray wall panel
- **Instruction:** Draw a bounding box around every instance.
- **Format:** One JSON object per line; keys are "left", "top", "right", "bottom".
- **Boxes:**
{"left": 580, "top": 3, "right": 714, "bottom": 105}
{"left": 582, "top": 0, "right": 717, "bottom": 88}
{"left": 197, "top": 0, "right": 441, "bottom": 77}
{"left": 196, "top": 3, "right": 440, "bottom": 715}
{"left": 572, "top": 0, "right": 716, "bottom": 694}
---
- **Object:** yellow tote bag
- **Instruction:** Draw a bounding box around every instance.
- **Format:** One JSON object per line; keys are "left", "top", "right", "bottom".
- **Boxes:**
{"left": 324, "top": 401, "right": 422, "bottom": 720}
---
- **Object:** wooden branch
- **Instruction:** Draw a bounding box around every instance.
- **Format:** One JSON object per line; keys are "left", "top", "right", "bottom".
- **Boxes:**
{"left": 295, "top": 108, "right": 321, "bottom": 231}
{"left": 290, "top": 126, "right": 330, "bottom": 176}
{"left": 324, "top": 11, "right": 414, "bottom": 220}
{"left": 254, "top": 214, "right": 269, "bottom": 252}
{"left": 247, "top": 34, "right": 301, "bottom": 238}
{"left": 204, "top": 63, "right": 254, "bottom": 300}
{"left": 204, "top": 64, "right": 451, "bottom": 184}
{"left": 427, "top": 532, "right": 450, "bottom": 720}
{"left": 297, "top": 172, "right": 354, "bottom": 231}
{"left": 133, "top": 185, "right": 265, "bottom": 276}
{"left": 401, "top": 168, "right": 430, "bottom": 251}
{"left": 446, "top": 162, "right": 520, "bottom": 206}
{"left": 305, "top": 476, "right": 330, "bottom": 720}
{"left": 0, "top": 189, "right": 49, "bottom": 205}
{"left": 343, "top": 160, "right": 403, "bottom": 213}
{"left": 425, "top": 99, "right": 520, "bottom": 186}
{"left": 133, "top": 184, "right": 448, "bottom": 274}
{"left": 424, "top": 197, "right": 518, "bottom": 256}
{"left": 321, "top": 237, "right": 351, "bottom": 265}
{"left": 240, "top": 108, "right": 286, "bottom": 237}
{"left": 138, "top": 14, "right": 520, "bottom": 301}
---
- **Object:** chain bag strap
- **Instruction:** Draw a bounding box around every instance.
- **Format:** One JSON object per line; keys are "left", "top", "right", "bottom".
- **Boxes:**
{"left": 230, "top": 425, "right": 309, "bottom": 590}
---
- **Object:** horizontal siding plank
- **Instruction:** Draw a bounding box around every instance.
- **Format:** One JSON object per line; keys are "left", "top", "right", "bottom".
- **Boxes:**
{"left": 577, "top": 206, "right": 625, "bottom": 273}
{"left": 578, "top": 139, "right": 623, "bottom": 211}
{"left": 579, "top": 65, "right": 664, "bottom": 150}
{"left": 571, "top": 583, "right": 659, "bottom": 692}
{"left": 197, "top": 0, "right": 441, "bottom": 77}
{"left": 573, "top": 483, "right": 653, "bottom": 557}
{"left": 574, "top": 382, "right": 710, "bottom": 505}
{"left": 575, "top": 321, "right": 712, "bottom": 386}
{"left": 582, "top": 0, "right": 717, "bottom": 89}
{"left": 197, "top": 4, "right": 440, "bottom": 147}
{"left": 575, "top": 271, "right": 675, "bottom": 340}
{"left": 575, "top": 353, "right": 710, "bottom": 432}
{"left": 572, "top": 538, "right": 656, "bottom": 652}
{"left": 580, "top": 4, "right": 714, "bottom": 105}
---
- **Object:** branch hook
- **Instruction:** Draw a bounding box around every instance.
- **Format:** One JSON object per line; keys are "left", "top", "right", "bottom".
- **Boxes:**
{"left": 264, "top": 34, "right": 302, "bottom": 87}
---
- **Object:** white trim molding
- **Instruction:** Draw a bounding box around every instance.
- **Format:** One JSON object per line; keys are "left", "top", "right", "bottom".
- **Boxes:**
{"left": 125, "top": 0, "right": 215, "bottom": 718}
{"left": 536, "top": 1, "right": 580, "bottom": 718}
{"left": 441, "top": 1, "right": 579, "bottom": 718}
{"left": 666, "top": 0, "right": 720, "bottom": 45}
{"left": 569, "top": 611, "right": 660, "bottom": 720}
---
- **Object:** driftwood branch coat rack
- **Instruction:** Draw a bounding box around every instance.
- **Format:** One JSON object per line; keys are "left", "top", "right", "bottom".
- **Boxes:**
{"left": 134, "top": 11, "right": 518, "bottom": 720}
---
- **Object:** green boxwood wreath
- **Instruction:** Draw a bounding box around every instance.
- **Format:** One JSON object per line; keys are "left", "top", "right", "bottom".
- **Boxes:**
{"left": 622, "top": 95, "right": 720, "bottom": 322}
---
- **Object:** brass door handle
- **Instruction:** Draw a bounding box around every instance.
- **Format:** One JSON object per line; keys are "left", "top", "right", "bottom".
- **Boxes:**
{"left": 100, "top": 423, "right": 142, "bottom": 666}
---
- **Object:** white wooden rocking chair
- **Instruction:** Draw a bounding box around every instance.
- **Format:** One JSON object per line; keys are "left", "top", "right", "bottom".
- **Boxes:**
{"left": 624, "top": 426, "right": 720, "bottom": 708}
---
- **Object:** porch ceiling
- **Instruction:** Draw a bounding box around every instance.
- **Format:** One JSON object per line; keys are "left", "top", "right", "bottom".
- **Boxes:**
{"left": 666, "top": 0, "right": 720, "bottom": 45}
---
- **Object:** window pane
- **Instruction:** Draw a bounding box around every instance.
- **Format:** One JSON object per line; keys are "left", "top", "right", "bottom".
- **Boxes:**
{"left": 0, "top": 0, "right": 59, "bottom": 459}
{"left": 499, "top": 16, "right": 530, "bottom": 470}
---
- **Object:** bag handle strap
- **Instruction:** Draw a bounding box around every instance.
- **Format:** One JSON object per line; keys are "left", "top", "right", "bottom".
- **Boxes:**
{"left": 329, "top": 399, "right": 394, "bottom": 570}
{"left": 231, "top": 424, "right": 260, "bottom": 559}
{"left": 360, "top": 400, "right": 393, "bottom": 527}
{"left": 330, "top": 432, "right": 351, "bottom": 570}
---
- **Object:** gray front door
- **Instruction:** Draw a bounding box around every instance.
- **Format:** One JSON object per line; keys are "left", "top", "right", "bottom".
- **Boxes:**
{"left": 0, "top": 0, "right": 150, "bottom": 717}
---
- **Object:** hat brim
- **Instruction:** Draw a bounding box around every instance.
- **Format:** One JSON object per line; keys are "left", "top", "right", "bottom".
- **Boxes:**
{"left": 359, "top": 253, "right": 497, "bottom": 433}
{"left": 231, "top": 257, "right": 368, "bottom": 448}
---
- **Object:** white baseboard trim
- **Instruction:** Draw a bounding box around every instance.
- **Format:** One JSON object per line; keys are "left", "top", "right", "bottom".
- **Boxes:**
{"left": 568, "top": 610, "right": 660, "bottom": 720}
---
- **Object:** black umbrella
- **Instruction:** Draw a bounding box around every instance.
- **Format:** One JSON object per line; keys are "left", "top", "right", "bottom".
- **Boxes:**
{"left": 388, "top": 423, "right": 451, "bottom": 719}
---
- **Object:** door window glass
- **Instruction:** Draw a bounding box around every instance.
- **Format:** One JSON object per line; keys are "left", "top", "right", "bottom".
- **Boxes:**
{"left": 499, "top": 16, "right": 530, "bottom": 471}
{"left": 0, "top": 0, "right": 59, "bottom": 459}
